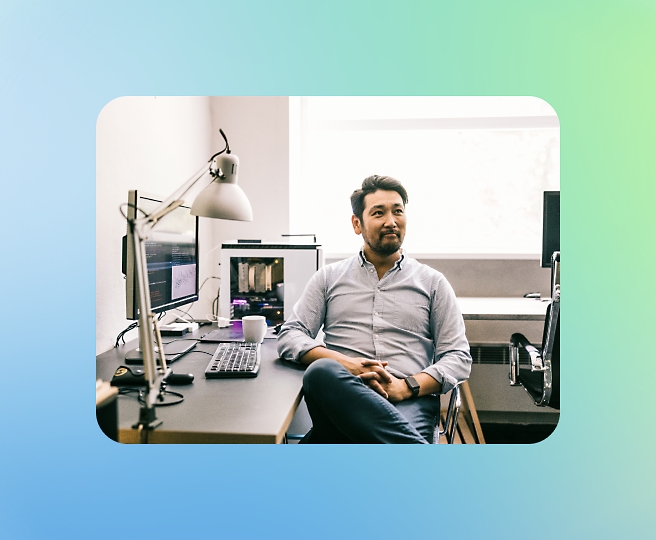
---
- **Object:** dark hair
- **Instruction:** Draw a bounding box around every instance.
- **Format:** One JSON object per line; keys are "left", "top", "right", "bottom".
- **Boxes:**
{"left": 350, "top": 175, "right": 409, "bottom": 221}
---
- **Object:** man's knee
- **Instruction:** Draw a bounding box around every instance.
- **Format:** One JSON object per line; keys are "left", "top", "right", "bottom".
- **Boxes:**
{"left": 303, "top": 358, "right": 348, "bottom": 395}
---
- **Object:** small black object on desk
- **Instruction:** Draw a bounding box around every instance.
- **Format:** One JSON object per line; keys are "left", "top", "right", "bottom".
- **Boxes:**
{"left": 165, "top": 372, "right": 194, "bottom": 385}
{"left": 111, "top": 366, "right": 145, "bottom": 386}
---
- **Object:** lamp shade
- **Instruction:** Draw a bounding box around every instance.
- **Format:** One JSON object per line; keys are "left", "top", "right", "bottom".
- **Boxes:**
{"left": 190, "top": 180, "right": 253, "bottom": 221}
{"left": 190, "top": 154, "right": 253, "bottom": 221}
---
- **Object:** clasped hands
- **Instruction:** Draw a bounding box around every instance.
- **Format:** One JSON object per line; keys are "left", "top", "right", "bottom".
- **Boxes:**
{"left": 344, "top": 358, "right": 410, "bottom": 402}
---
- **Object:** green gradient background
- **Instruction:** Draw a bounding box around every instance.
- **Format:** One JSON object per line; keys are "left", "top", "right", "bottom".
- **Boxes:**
{"left": 1, "top": 1, "right": 655, "bottom": 538}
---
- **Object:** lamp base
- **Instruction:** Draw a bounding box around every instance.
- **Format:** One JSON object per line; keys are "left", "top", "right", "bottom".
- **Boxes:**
{"left": 133, "top": 406, "right": 163, "bottom": 443}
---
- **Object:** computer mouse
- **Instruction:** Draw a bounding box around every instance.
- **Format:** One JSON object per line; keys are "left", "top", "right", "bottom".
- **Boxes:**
{"left": 165, "top": 372, "right": 195, "bottom": 385}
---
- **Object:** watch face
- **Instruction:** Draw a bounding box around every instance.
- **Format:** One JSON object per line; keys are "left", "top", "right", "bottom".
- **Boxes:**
{"left": 405, "top": 376, "right": 420, "bottom": 396}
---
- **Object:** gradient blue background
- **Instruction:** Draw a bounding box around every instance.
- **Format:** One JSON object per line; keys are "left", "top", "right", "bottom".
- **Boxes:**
{"left": 1, "top": 1, "right": 655, "bottom": 538}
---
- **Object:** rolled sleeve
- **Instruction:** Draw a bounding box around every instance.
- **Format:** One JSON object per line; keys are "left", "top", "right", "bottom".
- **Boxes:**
{"left": 425, "top": 275, "right": 472, "bottom": 393}
{"left": 422, "top": 350, "right": 472, "bottom": 394}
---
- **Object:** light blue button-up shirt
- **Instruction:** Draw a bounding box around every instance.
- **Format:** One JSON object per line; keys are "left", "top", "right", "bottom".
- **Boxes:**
{"left": 277, "top": 249, "right": 472, "bottom": 393}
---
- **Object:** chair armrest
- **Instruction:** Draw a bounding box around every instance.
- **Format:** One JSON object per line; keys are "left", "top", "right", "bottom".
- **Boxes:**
{"left": 510, "top": 332, "right": 544, "bottom": 372}
{"left": 437, "top": 384, "right": 461, "bottom": 444}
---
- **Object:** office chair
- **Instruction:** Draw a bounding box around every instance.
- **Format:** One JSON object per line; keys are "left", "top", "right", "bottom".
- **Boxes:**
{"left": 435, "top": 384, "right": 461, "bottom": 443}
{"left": 435, "top": 381, "right": 486, "bottom": 444}
{"left": 509, "top": 252, "right": 560, "bottom": 409}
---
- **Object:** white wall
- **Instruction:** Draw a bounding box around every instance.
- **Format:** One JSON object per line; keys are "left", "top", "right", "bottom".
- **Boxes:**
{"left": 207, "top": 96, "right": 290, "bottom": 246}
{"left": 96, "top": 96, "right": 291, "bottom": 355}
{"left": 96, "top": 96, "right": 213, "bottom": 354}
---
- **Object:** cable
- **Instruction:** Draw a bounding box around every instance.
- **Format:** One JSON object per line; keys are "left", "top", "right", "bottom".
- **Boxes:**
{"left": 114, "top": 312, "right": 171, "bottom": 348}
{"left": 118, "top": 387, "right": 184, "bottom": 407}
{"left": 211, "top": 277, "right": 221, "bottom": 319}
{"left": 140, "top": 389, "right": 184, "bottom": 407}
{"left": 173, "top": 310, "right": 192, "bottom": 323}
{"left": 115, "top": 321, "right": 138, "bottom": 348}
{"left": 188, "top": 349, "right": 213, "bottom": 356}
{"left": 172, "top": 276, "right": 220, "bottom": 321}
{"left": 207, "top": 129, "right": 231, "bottom": 168}
{"left": 199, "top": 276, "right": 220, "bottom": 292}
{"left": 118, "top": 202, "right": 148, "bottom": 221}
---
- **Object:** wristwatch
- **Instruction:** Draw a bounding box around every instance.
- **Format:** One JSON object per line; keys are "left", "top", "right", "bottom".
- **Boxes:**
{"left": 404, "top": 376, "right": 420, "bottom": 398}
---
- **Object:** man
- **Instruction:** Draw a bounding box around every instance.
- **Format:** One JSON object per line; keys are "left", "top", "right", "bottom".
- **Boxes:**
{"left": 277, "top": 175, "right": 471, "bottom": 443}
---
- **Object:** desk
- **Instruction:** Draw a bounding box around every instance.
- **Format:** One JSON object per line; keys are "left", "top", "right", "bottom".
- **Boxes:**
{"left": 457, "top": 297, "right": 548, "bottom": 346}
{"left": 97, "top": 299, "right": 549, "bottom": 444}
{"left": 96, "top": 325, "right": 305, "bottom": 444}
{"left": 457, "top": 297, "right": 549, "bottom": 321}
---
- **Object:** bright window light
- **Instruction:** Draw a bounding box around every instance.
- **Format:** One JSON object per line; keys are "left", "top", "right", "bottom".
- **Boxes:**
{"left": 290, "top": 96, "right": 560, "bottom": 258}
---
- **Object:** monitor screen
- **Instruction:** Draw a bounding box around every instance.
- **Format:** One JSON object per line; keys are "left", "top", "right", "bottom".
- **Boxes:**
{"left": 124, "top": 190, "right": 199, "bottom": 320}
{"left": 541, "top": 191, "right": 560, "bottom": 268}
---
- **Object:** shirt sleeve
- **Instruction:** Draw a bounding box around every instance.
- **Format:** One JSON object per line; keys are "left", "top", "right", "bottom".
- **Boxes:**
{"left": 276, "top": 268, "right": 328, "bottom": 363}
{"left": 421, "top": 275, "right": 472, "bottom": 394}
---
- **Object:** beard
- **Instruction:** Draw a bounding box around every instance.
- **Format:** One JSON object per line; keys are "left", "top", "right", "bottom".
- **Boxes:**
{"left": 363, "top": 229, "right": 403, "bottom": 257}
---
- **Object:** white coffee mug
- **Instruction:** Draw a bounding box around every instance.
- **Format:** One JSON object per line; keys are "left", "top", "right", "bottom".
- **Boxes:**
{"left": 242, "top": 315, "right": 267, "bottom": 343}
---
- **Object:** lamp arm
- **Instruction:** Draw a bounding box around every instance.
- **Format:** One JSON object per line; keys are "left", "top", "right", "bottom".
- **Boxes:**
{"left": 130, "top": 219, "right": 167, "bottom": 417}
{"left": 129, "top": 163, "right": 215, "bottom": 437}
{"left": 135, "top": 162, "right": 212, "bottom": 231}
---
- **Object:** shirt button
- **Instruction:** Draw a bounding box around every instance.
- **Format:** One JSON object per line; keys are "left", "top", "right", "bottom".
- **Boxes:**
{"left": 374, "top": 312, "right": 379, "bottom": 316}
{"left": 370, "top": 269, "right": 374, "bottom": 273}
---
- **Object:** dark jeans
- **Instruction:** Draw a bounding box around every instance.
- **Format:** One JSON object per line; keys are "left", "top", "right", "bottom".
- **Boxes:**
{"left": 300, "top": 358, "right": 440, "bottom": 444}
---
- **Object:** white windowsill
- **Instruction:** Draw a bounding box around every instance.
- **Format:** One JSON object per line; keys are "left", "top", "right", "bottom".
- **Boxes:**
{"left": 325, "top": 252, "right": 543, "bottom": 261}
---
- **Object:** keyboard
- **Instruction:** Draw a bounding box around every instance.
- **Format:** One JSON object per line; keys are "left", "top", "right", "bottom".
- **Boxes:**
{"left": 204, "top": 342, "right": 261, "bottom": 378}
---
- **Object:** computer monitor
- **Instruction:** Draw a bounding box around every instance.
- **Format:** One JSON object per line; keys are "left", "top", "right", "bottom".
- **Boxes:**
{"left": 123, "top": 190, "right": 200, "bottom": 320}
{"left": 541, "top": 191, "right": 560, "bottom": 268}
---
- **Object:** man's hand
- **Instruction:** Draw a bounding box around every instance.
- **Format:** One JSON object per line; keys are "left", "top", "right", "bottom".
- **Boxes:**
{"left": 378, "top": 376, "right": 413, "bottom": 403}
{"left": 354, "top": 359, "right": 393, "bottom": 398}
{"left": 299, "top": 347, "right": 393, "bottom": 397}
{"left": 298, "top": 346, "right": 441, "bottom": 401}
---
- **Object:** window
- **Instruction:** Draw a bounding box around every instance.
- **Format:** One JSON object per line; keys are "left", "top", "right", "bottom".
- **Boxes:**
{"left": 290, "top": 96, "right": 559, "bottom": 258}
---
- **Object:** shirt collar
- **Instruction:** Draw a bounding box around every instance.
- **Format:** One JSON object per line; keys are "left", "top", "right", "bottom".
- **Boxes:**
{"left": 358, "top": 248, "right": 367, "bottom": 267}
{"left": 358, "top": 247, "right": 406, "bottom": 270}
{"left": 396, "top": 250, "right": 406, "bottom": 270}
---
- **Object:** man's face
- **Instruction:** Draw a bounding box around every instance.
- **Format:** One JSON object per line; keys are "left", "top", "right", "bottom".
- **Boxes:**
{"left": 352, "top": 189, "right": 406, "bottom": 257}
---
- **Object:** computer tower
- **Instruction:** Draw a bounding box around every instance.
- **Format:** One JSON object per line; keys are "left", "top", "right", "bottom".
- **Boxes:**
{"left": 219, "top": 241, "right": 323, "bottom": 324}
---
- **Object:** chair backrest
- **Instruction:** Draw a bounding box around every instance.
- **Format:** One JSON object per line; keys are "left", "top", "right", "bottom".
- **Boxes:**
{"left": 541, "top": 252, "right": 560, "bottom": 408}
{"left": 509, "top": 251, "right": 560, "bottom": 408}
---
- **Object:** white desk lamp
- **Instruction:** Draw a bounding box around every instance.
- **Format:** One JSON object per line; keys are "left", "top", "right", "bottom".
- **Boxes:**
{"left": 127, "top": 129, "right": 252, "bottom": 442}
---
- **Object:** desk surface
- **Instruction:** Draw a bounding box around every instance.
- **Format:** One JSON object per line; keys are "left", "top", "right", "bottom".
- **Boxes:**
{"left": 98, "top": 298, "right": 547, "bottom": 443}
{"left": 457, "top": 297, "right": 549, "bottom": 321}
{"left": 96, "top": 326, "right": 305, "bottom": 444}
